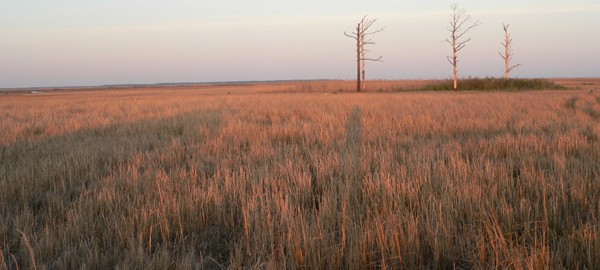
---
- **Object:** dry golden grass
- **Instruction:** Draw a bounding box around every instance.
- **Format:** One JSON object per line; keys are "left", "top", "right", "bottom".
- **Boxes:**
{"left": 1, "top": 80, "right": 600, "bottom": 269}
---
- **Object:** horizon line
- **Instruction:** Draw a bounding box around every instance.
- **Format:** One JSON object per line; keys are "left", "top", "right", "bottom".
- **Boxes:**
{"left": 2, "top": 76, "right": 598, "bottom": 91}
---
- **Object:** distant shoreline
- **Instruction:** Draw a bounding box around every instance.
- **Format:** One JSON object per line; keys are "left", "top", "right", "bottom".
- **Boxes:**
{"left": 0, "top": 79, "right": 337, "bottom": 92}
{"left": 1, "top": 78, "right": 598, "bottom": 93}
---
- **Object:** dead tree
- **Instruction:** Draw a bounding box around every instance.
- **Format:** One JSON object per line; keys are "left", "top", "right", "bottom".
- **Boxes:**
{"left": 344, "top": 16, "right": 384, "bottom": 92}
{"left": 446, "top": 3, "right": 480, "bottom": 91}
{"left": 499, "top": 23, "right": 521, "bottom": 79}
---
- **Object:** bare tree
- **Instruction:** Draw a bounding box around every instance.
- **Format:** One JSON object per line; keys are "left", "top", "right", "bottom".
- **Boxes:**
{"left": 446, "top": 3, "right": 480, "bottom": 91}
{"left": 344, "top": 16, "right": 384, "bottom": 92}
{"left": 499, "top": 23, "right": 521, "bottom": 79}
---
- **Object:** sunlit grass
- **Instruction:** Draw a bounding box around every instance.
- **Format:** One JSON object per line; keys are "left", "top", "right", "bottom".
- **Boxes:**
{"left": 1, "top": 82, "right": 599, "bottom": 269}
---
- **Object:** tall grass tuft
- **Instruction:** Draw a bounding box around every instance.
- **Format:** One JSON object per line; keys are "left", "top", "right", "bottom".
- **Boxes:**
{"left": 564, "top": 96, "right": 579, "bottom": 111}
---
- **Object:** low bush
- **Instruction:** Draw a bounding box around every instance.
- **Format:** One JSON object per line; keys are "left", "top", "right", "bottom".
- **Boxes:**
{"left": 422, "top": 77, "right": 568, "bottom": 91}
{"left": 564, "top": 96, "right": 579, "bottom": 111}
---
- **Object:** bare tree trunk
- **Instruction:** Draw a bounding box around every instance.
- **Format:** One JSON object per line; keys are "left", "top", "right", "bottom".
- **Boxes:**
{"left": 345, "top": 16, "right": 384, "bottom": 92}
{"left": 499, "top": 23, "right": 520, "bottom": 79}
{"left": 361, "top": 42, "right": 366, "bottom": 91}
{"left": 453, "top": 48, "right": 458, "bottom": 91}
{"left": 504, "top": 39, "right": 510, "bottom": 79}
{"left": 354, "top": 24, "right": 362, "bottom": 93}
{"left": 446, "top": 4, "right": 479, "bottom": 91}
{"left": 356, "top": 34, "right": 362, "bottom": 92}
{"left": 361, "top": 69, "right": 366, "bottom": 91}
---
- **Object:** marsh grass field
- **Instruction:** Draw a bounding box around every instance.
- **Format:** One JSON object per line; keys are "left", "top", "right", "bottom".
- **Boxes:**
{"left": 1, "top": 79, "right": 600, "bottom": 269}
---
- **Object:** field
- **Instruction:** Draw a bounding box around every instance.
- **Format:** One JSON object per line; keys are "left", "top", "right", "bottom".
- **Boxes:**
{"left": 1, "top": 79, "right": 600, "bottom": 269}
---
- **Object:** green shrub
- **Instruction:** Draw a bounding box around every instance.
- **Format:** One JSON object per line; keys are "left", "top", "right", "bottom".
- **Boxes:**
{"left": 421, "top": 77, "right": 568, "bottom": 91}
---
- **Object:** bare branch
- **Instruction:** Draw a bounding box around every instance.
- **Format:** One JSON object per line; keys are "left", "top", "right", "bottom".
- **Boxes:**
{"left": 362, "top": 56, "right": 383, "bottom": 62}
{"left": 364, "top": 26, "right": 386, "bottom": 36}
{"left": 344, "top": 31, "right": 358, "bottom": 40}
{"left": 455, "top": 38, "right": 471, "bottom": 52}
{"left": 498, "top": 51, "right": 507, "bottom": 60}
{"left": 508, "top": 63, "right": 522, "bottom": 72}
{"left": 455, "top": 20, "right": 480, "bottom": 40}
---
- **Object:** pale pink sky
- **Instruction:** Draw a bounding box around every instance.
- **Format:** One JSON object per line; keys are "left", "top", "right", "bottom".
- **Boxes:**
{"left": 1, "top": 1, "right": 599, "bottom": 88}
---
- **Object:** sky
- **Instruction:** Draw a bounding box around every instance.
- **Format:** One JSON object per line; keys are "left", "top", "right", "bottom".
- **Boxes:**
{"left": 1, "top": 1, "right": 599, "bottom": 88}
